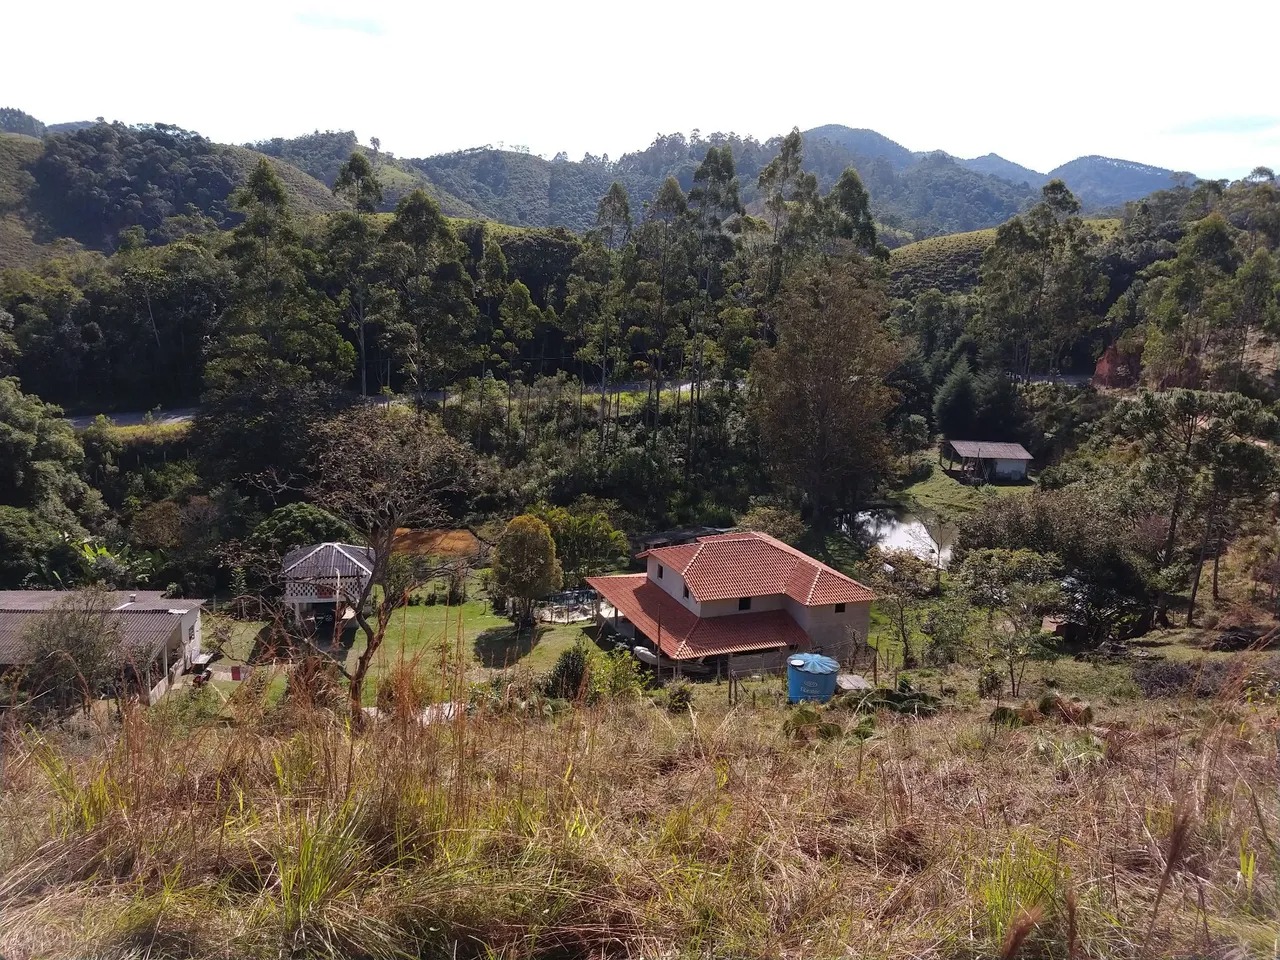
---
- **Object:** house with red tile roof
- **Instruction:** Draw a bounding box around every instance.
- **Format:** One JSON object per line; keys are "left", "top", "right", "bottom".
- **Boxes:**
{"left": 587, "top": 531, "right": 874, "bottom": 668}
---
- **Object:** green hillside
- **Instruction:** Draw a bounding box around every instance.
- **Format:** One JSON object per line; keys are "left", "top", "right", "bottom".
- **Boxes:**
{"left": 248, "top": 130, "right": 482, "bottom": 218}
{"left": 221, "top": 146, "right": 345, "bottom": 216}
{"left": 0, "top": 133, "right": 54, "bottom": 268}
{"left": 0, "top": 124, "right": 355, "bottom": 265}
{"left": 889, "top": 227, "right": 996, "bottom": 298}
{"left": 889, "top": 217, "right": 1122, "bottom": 298}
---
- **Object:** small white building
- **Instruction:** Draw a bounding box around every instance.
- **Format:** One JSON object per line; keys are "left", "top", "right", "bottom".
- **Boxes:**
{"left": 282, "top": 542, "right": 374, "bottom": 625}
{"left": 0, "top": 590, "right": 205, "bottom": 704}
{"left": 944, "top": 440, "right": 1033, "bottom": 482}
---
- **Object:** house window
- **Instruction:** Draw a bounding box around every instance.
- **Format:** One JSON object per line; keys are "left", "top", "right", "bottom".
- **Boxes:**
{"left": 834, "top": 603, "right": 846, "bottom": 613}
{"left": 683, "top": 585, "right": 689, "bottom": 599}
{"left": 657, "top": 565, "right": 664, "bottom": 579}
{"left": 738, "top": 597, "right": 752, "bottom": 611}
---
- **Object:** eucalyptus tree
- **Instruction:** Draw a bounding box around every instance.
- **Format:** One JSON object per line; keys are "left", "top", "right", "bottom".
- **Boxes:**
{"left": 980, "top": 180, "right": 1103, "bottom": 379}
{"left": 200, "top": 160, "right": 353, "bottom": 486}
{"left": 379, "top": 190, "right": 477, "bottom": 408}
{"left": 333, "top": 150, "right": 383, "bottom": 213}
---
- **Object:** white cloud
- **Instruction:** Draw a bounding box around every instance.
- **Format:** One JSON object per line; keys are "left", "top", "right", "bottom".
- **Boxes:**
{"left": 4, "top": 0, "right": 1276, "bottom": 180}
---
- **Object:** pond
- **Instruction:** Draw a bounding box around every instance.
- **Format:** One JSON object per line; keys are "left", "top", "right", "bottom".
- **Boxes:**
{"left": 851, "top": 510, "right": 957, "bottom": 568}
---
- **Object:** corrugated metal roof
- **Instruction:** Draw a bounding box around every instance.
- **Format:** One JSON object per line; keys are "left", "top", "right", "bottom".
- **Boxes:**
{"left": 0, "top": 590, "right": 187, "bottom": 611}
{"left": 640, "top": 531, "right": 875, "bottom": 606}
{"left": 587, "top": 574, "right": 809, "bottom": 660}
{"left": 0, "top": 607, "right": 185, "bottom": 667}
{"left": 946, "top": 440, "right": 1033, "bottom": 460}
{"left": 282, "top": 543, "right": 374, "bottom": 579}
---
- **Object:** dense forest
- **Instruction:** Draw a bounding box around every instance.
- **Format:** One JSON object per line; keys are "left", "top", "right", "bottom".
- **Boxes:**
{"left": 0, "top": 110, "right": 1194, "bottom": 274}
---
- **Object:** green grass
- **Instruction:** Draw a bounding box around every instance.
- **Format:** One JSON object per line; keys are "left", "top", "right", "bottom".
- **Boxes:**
{"left": 902, "top": 463, "right": 1031, "bottom": 522}
{"left": 102, "top": 420, "right": 192, "bottom": 442}
{"left": 208, "top": 592, "right": 594, "bottom": 703}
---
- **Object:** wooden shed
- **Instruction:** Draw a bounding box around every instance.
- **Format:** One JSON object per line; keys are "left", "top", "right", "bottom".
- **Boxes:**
{"left": 944, "top": 440, "right": 1033, "bottom": 482}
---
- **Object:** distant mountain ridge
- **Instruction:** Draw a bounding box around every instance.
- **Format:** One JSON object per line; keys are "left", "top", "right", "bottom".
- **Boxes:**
{"left": 0, "top": 108, "right": 1203, "bottom": 269}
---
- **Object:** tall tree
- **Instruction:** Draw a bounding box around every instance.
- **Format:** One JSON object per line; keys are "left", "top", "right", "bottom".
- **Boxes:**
{"left": 333, "top": 150, "right": 383, "bottom": 213}
{"left": 199, "top": 160, "right": 353, "bottom": 485}
{"left": 980, "top": 180, "right": 1103, "bottom": 378}
{"left": 750, "top": 259, "right": 900, "bottom": 526}
{"left": 310, "top": 404, "right": 473, "bottom": 724}
{"left": 323, "top": 211, "right": 384, "bottom": 396}
{"left": 380, "top": 190, "right": 477, "bottom": 408}
{"left": 596, "top": 182, "right": 633, "bottom": 250}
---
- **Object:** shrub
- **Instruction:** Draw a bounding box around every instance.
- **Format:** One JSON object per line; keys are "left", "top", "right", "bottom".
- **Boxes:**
{"left": 663, "top": 680, "right": 694, "bottom": 713}
{"left": 592, "top": 648, "right": 648, "bottom": 701}
{"left": 543, "top": 640, "right": 592, "bottom": 701}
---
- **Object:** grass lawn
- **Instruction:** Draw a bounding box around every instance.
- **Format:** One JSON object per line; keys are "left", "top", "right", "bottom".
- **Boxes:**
{"left": 206, "top": 594, "right": 597, "bottom": 704}
{"left": 902, "top": 463, "right": 1031, "bottom": 522}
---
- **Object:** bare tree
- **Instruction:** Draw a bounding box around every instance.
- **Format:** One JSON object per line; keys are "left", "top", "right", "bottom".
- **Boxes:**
{"left": 310, "top": 404, "right": 473, "bottom": 724}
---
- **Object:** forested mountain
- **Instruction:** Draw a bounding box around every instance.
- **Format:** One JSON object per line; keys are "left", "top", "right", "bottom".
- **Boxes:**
{"left": 1046, "top": 155, "right": 1186, "bottom": 208}
{"left": 0, "top": 108, "right": 1208, "bottom": 269}
{"left": 958, "top": 153, "right": 1045, "bottom": 187}
{"left": 0, "top": 124, "right": 345, "bottom": 265}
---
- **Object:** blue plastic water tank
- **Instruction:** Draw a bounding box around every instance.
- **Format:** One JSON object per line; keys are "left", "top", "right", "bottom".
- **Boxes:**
{"left": 786, "top": 653, "right": 840, "bottom": 703}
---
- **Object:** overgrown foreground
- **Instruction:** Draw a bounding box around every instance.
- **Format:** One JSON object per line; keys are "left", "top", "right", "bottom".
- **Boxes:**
{"left": 1, "top": 691, "right": 1278, "bottom": 959}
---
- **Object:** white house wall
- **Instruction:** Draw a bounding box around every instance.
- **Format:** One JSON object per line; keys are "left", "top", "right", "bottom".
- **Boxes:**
{"left": 699, "top": 594, "right": 786, "bottom": 617}
{"left": 645, "top": 557, "right": 702, "bottom": 614}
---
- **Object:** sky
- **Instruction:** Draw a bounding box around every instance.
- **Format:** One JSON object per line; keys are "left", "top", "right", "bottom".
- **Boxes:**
{"left": 4, "top": 0, "right": 1278, "bottom": 180}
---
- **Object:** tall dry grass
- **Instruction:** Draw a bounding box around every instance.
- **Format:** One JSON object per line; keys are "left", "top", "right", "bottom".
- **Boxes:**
{"left": 0, "top": 677, "right": 1277, "bottom": 960}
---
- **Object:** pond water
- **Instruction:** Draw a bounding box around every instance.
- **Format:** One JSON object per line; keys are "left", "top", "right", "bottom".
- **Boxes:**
{"left": 851, "top": 510, "right": 957, "bottom": 568}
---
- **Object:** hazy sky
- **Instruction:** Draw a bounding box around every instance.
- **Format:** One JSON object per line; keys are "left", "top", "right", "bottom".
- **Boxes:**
{"left": 6, "top": 0, "right": 1278, "bottom": 179}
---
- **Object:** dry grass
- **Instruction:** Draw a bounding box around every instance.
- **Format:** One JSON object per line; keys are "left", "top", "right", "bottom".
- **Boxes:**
{"left": 393, "top": 527, "right": 481, "bottom": 559}
{"left": 0, "top": 683, "right": 1277, "bottom": 959}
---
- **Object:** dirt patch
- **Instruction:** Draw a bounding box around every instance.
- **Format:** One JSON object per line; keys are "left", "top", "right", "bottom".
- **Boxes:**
{"left": 394, "top": 527, "right": 480, "bottom": 559}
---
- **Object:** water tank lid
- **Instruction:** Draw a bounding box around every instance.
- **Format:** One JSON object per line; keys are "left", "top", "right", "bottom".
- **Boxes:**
{"left": 787, "top": 653, "right": 840, "bottom": 675}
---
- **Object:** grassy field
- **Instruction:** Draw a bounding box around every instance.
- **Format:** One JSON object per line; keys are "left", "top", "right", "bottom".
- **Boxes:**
{"left": 206, "top": 590, "right": 594, "bottom": 704}
{"left": 2, "top": 662, "right": 1276, "bottom": 960}
{"left": 902, "top": 463, "right": 1032, "bottom": 522}
{"left": 889, "top": 217, "right": 1124, "bottom": 301}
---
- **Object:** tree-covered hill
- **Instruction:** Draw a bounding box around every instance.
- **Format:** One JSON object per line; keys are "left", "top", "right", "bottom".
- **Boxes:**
{"left": 957, "top": 153, "right": 1045, "bottom": 187}
{"left": 249, "top": 130, "right": 482, "bottom": 218}
{"left": 0, "top": 110, "right": 1210, "bottom": 269}
{"left": 0, "top": 122, "right": 349, "bottom": 262}
{"left": 1046, "top": 155, "right": 1188, "bottom": 208}
{"left": 0, "top": 107, "right": 46, "bottom": 138}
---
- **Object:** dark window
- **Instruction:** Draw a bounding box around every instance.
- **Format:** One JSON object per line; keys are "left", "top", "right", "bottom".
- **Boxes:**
{"left": 738, "top": 597, "right": 752, "bottom": 611}
{"left": 657, "top": 565, "right": 664, "bottom": 579}
{"left": 683, "top": 585, "right": 689, "bottom": 599}
{"left": 834, "top": 603, "right": 846, "bottom": 613}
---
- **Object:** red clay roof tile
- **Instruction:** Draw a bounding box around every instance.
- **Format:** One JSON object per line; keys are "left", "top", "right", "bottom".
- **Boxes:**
{"left": 641, "top": 531, "right": 874, "bottom": 605}
{"left": 586, "top": 574, "right": 809, "bottom": 660}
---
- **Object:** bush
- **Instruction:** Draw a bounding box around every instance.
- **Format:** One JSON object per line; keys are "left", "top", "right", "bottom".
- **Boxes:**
{"left": 376, "top": 660, "right": 433, "bottom": 720}
{"left": 543, "top": 640, "right": 592, "bottom": 701}
{"left": 662, "top": 680, "right": 694, "bottom": 713}
{"left": 592, "top": 649, "right": 648, "bottom": 701}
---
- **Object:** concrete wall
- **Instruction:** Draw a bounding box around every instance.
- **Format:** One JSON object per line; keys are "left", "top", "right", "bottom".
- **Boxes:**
{"left": 180, "top": 609, "right": 202, "bottom": 665}
{"left": 787, "top": 599, "right": 871, "bottom": 661}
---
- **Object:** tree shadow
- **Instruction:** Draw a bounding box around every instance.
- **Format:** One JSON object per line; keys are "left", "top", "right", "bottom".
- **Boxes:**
{"left": 474, "top": 623, "right": 550, "bottom": 669}
{"left": 246, "top": 619, "right": 357, "bottom": 664}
